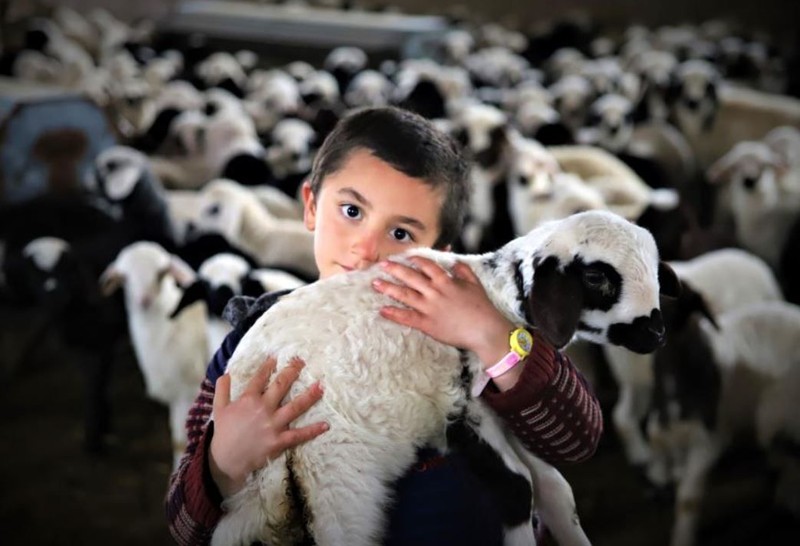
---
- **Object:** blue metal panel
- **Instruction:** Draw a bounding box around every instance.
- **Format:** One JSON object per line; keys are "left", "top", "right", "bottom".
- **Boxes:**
{"left": 0, "top": 96, "right": 117, "bottom": 203}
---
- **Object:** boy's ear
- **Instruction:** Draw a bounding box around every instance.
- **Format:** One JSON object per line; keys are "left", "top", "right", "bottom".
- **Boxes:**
{"left": 301, "top": 180, "right": 317, "bottom": 231}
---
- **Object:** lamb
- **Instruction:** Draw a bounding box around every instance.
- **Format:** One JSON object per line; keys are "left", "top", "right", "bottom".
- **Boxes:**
{"left": 706, "top": 139, "right": 800, "bottom": 268}
{"left": 604, "top": 248, "right": 783, "bottom": 469}
{"left": 648, "top": 298, "right": 800, "bottom": 546}
{"left": 212, "top": 210, "right": 681, "bottom": 546}
{"left": 9, "top": 237, "right": 127, "bottom": 453}
{"left": 100, "top": 241, "right": 209, "bottom": 468}
{"left": 171, "top": 253, "right": 306, "bottom": 357}
{"left": 190, "top": 179, "right": 318, "bottom": 280}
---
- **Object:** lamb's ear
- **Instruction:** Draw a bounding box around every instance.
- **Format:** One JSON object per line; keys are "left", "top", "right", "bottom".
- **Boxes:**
{"left": 527, "top": 256, "right": 583, "bottom": 348}
{"left": 170, "top": 279, "right": 207, "bottom": 319}
{"left": 99, "top": 263, "right": 123, "bottom": 296}
{"left": 169, "top": 255, "right": 197, "bottom": 287}
{"left": 658, "top": 261, "right": 681, "bottom": 299}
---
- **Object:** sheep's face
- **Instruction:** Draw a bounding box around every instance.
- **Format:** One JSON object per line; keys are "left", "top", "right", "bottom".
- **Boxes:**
{"left": 344, "top": 70, "right": 392, "bottom": 108}
{"left": 86, "top": 145, "right": 149, "bottom": 203}
{"left": 507, "top": 210, "right": 680, "bottom": 353}
{"left": 582, "top": 94, "right": 634, "bottom": 153}
{"left": 19, "top": 237, "right": 74, "bottom": 308}
{"left": 100, "top": 242, "right": 194, "bottom": 310}
{"left": 452, "top": 104, "right": 508, "bottom": 169}
{"left": 670, "top": 60, "right": 720, "bottom": 133}
{"left": 707, "top": 142, "right": 784, "bottom": 209}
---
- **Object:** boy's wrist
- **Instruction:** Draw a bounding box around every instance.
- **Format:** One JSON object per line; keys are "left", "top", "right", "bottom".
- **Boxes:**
{"left": 209, "top": 442, "right": 248, "bottom": 498}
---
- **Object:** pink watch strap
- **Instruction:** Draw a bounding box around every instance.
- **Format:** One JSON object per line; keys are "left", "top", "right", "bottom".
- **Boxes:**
{"left": 471, "top": 351, "right": 523, "bottom": 397}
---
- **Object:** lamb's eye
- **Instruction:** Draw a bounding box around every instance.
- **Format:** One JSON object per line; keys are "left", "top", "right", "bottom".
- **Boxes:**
{"left": 583, "top": 269, "right": 607, "bottom": 288}
{"left": 106, "top": 160, "right": 120, "bottom": 171}
{"left": 205, "top": 203, "right": 221, "bottom": 216}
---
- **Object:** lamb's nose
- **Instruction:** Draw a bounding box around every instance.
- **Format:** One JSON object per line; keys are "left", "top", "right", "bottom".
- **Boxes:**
{"left": 648, "top": 309, "right": 665, "bottom": 339}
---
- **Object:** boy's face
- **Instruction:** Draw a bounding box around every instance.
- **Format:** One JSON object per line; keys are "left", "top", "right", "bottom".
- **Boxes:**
{"left": 302, "top": 148, "right": 445, "bottom": 279}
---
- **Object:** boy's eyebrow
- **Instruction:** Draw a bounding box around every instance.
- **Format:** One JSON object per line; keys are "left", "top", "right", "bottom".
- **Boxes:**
{"left": 338, "top": 187, "right": 428, "bottom": 230}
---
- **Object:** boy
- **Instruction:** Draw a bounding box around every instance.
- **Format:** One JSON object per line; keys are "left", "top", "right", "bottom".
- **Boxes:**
{"left": 166, "top": 106, "right": 603, "bottom": 545}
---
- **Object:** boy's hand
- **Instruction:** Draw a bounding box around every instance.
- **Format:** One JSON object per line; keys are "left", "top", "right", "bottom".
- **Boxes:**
{"left": 372, "top": 257, "right": 515, "bottom": 368}
{"left": 209, "top": 357, "right": 327, "bottom": 498}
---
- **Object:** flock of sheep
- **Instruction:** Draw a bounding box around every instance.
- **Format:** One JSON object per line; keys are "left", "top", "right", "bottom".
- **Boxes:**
{"left": 1, "top": 1, "right": 800, "bottom": 545}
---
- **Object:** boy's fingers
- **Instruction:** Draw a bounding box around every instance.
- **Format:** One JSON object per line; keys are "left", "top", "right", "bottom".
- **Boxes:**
{"left": 213, "top": 374, "right": 231, "bottom": 413}
{"left": 264, "top": 358, "right": 304, "bottom": 408}
{"left": 452, "top": 261, "right": 478, "bottom": 282}
{"left": 244, "top": 356, "right": 277, "bottom": 396}
{"left": 276, "top": 422, "right": 329, "bottom": 451}
{"left": 275, "top": 381, "right": 324, "bottom": 427}
{"left": 380, "top": 261, "right": 433, "bottom": 292}
{"left": 408, "top": 257, "right": 452, "bottom": 284}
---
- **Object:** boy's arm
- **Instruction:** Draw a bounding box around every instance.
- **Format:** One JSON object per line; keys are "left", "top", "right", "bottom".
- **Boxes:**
{"left": 480, "top": 336, "right": 604, "bottom": 464}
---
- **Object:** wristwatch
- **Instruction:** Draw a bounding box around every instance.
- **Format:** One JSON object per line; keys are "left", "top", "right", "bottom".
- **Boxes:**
{"left": 471, "top": 327, "right": 534, "bottom": 397}
{"left": 486, "top": 327, "right": 534, "bottom": 378}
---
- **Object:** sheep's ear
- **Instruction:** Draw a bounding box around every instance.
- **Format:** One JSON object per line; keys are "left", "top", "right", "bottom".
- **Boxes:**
{"left": 170, "top": 279, "right": 207, "bottom": 319}
{"left": 706, "top": 153, "right": 737, "bottom": 185}
{"left": 169, "top": 255, "right": 196, "bottom": 287}
{"left": 658, "top": 261, "right": 681, "bottom": 299}
{"left": 527, "top": 256, "right": 583, "bottom": 348}
{"left": 99, "top": 264, "right": 123, "bottom": 296}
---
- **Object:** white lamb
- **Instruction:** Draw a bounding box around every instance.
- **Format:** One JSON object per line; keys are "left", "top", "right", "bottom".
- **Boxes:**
{"left": 212, "top": 210, "right": 681, "bottom": 546}
{"left": 191, "top": 179, "right": 318, "bottom": 279}
{"left": 100, "top": 241, "right": 209, "bottom": 468}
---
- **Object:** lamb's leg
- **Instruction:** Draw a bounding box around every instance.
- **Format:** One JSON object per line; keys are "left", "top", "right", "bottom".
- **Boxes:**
{"left": 669, "top": 428, "right": 722, "bottom": 546}
{"left": 525, "top": 454, "right": 591, "bottom": 546}
{"left": 605, "top": 345, "right": 654, "bottom": 466}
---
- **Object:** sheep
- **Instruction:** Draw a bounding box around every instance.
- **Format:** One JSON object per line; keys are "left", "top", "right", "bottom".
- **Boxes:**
{"left": 171, "top": 253, "right": 306, "bottom": 357}
{"left": 212, "top": 210, "right": 681, "bottom": 546}
{"left": 706, "top": 140, "right": 800, "bottom": 268}
{"left": 647, "top": 298, "right": 800, "bottom": 546}
{"left": 99, "top": 241, "right": 209, "bottom": 468}
{"left": 323, "top": 46, "right": 368, "bottom": 94}
{"left": 604, "top": 248, "right": 783, "bottom": 469}
{"left": 263, "top": 118, "right": 317, "bottom": 198}
{"left": 189, "top": 179, "right": 318, "bottom": 280}
{"left": 152, "top": 109, "right": 272, "bottom": 189}
{"left": 8, "top": 237, "right": 127, "bottom": 453}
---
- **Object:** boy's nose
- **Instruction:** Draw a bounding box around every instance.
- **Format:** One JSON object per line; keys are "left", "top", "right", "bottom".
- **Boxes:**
{"left": 352, "top": 231, "right": 381, "bottom": 264}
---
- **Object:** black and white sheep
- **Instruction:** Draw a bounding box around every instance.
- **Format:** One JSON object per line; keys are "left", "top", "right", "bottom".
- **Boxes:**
{"left": 605, "top": 248, "right": 783, "bottom": 469}
{"left": 212, "top": 210, "right": 680, "bottom": 546}
{"left": 648, "top": 298, "right": 800, "bottom": 546}
{"left": 171, "top": 253, "right": 306, "bottom": 357}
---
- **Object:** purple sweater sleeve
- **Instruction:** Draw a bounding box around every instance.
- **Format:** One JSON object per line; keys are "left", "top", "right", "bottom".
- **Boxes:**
{"left": 480, "top": 334, "right": 603, "bottom": 464}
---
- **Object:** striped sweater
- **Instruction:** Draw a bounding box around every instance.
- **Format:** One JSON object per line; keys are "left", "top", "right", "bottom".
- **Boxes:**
{"left": 165, "top": 292, "right": 603, "bottom": 545}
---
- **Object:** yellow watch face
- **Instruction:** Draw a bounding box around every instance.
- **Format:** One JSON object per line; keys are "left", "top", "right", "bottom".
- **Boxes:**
{"left": 510, "top": 328, "right": 533, "bottom": 356}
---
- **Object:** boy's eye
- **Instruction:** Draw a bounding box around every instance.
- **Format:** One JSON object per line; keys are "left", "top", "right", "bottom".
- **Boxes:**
{"left": 340, "top": 204, "right": 361, "bottom": 219}
{"left": 391, "top": 228, "right": 413, "bottom": 242}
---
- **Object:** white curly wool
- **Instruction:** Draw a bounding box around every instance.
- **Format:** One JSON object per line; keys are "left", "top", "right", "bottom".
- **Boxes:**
{"left": 212, "top": 210, "right": 672, "bottom": 546}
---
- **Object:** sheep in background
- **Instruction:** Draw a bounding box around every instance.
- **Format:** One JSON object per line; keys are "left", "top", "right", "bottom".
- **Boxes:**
{"left": 648, "top": 298, "right": 800, "bottom": 546}
{"left": 171, "top": 253, "right": 306, "bottom": 356}
{"left": 189, "top": 179, "right": 318, "bottom": 281}
{"left": 605, "top": 248, "right": 783, "bottom": 470}
{"left": 213, "top": 210, "right": 680, "bottom": 546}
{"left": 100, "top": 241, "right": 209, "bottom": 468}
{"left": 245, "top": 69, "right": 302, "bottom": 134}
{"left": 263, "top": 118, "right": 318, "bottom": 198}
{"left": 7, "top": 237, "right": 127, "bottom": 453}
{"left": 706, "top": 139, "right": 800, "bottom": 268}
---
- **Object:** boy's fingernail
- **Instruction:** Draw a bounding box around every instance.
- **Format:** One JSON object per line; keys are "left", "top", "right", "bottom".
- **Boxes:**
{"left": 379, "top": 260, "right": 390, "bottom": 268}
{"left": 372, "top": 279, "right": 383, "bottom": 288}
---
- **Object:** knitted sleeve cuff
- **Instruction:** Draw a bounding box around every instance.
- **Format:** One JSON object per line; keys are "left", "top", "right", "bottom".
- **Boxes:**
{"left": 183, "top": 422, "right": 224, "bottom": 525}
{"left": 480, "top": 333, "right": 560, "bottom": 414}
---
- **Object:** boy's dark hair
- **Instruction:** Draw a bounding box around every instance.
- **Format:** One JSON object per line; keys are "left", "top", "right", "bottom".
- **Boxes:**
{"left": 308, "top": 106, "right": 470, "bottom": 249}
